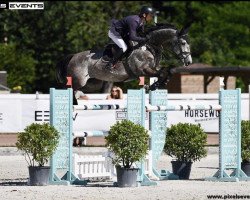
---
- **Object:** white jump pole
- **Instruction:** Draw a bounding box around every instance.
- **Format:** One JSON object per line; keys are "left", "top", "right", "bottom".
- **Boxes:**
{"left": 219, "top": 76, "right": 225, "bottom": 90}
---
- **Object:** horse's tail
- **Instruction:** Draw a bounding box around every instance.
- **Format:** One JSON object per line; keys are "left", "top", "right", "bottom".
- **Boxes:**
{"left": 55, "top": 54, "right": 74, "bottom": 87}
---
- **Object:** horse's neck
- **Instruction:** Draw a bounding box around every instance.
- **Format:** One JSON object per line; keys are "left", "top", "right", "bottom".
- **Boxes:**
{"left": 145, "top": 44, "right": 162, "bottom": 68}
{"left": 148, "top": 28, "right": 177, "bottom": 47}
{"left": 145, "top": 28, "right": 177, "bottom": 66}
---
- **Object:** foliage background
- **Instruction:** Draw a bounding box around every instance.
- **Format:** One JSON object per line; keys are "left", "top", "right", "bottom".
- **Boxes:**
{"left": 0, "top": 1, "right": 249, "bottom": 93}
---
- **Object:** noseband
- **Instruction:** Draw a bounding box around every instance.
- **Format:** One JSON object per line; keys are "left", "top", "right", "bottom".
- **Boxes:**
{"left": 175, "top": 39, "right": 191, "bottom": 61}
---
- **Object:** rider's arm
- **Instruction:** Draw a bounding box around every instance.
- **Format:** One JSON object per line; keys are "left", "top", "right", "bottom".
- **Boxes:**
{"left": 128, "top": 18, "right": 147, "bottom": 43}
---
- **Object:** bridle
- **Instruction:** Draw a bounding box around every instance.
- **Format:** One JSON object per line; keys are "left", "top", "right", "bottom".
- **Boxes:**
{"left": 159, "top": 36, "right": 191, "bottom": 65}
{"left": 174, "top": 36, "right": 191, "bottom": 61}
{"left": 134, "top": 29, "right": 191, "bottom": 68}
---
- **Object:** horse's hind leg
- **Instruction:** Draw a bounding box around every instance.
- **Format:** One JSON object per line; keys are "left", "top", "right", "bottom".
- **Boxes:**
{"left": 73, "top": 92, "right": 78, "bottom": 105}
{"left": 101, "top": 81, "right": 113, "bottom": 93}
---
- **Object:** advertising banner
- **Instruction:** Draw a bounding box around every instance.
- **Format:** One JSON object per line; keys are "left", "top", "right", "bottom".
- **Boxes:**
{"left": 0, "top": 93, "right": 248, "bottom": 133}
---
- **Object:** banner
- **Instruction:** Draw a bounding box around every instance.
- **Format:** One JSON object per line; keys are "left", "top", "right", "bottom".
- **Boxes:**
{"left": 0, "top": 99, "right": 22, "bottom": 132}
{"left": 0, "top": 93, "right": 248, "bottom": 133}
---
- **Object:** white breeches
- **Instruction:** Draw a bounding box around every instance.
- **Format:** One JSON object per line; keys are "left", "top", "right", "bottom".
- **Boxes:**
{"left": 108, "top": 30, "right": 127, "bottom": 52}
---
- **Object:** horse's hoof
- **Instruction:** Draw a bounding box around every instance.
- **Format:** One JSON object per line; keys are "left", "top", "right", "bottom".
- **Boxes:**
{"left": 144, "top": 85, "right": 149, "bottom": 90}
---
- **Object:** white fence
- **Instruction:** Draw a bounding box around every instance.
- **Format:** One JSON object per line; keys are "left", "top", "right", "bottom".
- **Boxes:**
{"left": 73, "top": 154, "right": 116, "bottom": 181}
{"left": 73, "top": 152, "right": 153, "bottom": 181}
{"left": 0, "top": 92, "right": 249, "bottom": 133}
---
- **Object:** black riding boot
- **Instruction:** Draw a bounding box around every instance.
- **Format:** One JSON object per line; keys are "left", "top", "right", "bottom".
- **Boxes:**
{"left": 105, "top": 48, "right": 124, "bottom": 69}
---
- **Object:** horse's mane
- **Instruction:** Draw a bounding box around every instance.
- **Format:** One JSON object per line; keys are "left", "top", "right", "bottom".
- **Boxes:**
{"left": 144, "top": 23, "right": 178, "bottom": 35}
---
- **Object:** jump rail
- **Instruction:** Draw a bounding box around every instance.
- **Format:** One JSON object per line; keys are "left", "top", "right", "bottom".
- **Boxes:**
{"left": 73, "top": 104, "right": 222, "bottom": 111}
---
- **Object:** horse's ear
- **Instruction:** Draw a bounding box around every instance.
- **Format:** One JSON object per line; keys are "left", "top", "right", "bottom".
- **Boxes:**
{"left": 179, "top": 21, "right": 192, "bottom": 36}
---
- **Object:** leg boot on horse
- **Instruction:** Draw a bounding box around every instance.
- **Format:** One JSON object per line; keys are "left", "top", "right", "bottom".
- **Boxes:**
{"left": 105, "top": 48, "right": 124, "bottom": 70}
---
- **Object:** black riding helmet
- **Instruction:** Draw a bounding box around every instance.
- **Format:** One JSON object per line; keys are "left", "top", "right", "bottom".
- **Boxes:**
{"left": 139, "top": 6, "right": 155, "bottom": 17}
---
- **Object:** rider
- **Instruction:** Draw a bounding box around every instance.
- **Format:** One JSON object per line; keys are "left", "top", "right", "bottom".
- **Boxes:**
{"left": 105, "top": 6, "right": 155, "bottom": 69}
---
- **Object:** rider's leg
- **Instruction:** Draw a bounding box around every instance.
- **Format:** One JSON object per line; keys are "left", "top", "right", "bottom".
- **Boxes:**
{"left": 111, "top": 47, "right": 123, "bottom": 64}
{"left": 108, "top": 30, "right": 127, "bottom": 52}
{"left": 106, "top": 31, "right": 127, "bottom": 68}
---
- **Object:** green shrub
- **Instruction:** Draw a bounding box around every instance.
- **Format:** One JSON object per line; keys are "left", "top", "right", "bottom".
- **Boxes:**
{"left": 164, "top": 123, "right": 207, "bottom": 162}
{"left": 105, "top": 119, "right": 149, "bottom": 168}
{"left": 16, "top": 123, "right": 60, "bottom": 166}
{"left": 241, "top": 120, "right": 250, "bottom": 162}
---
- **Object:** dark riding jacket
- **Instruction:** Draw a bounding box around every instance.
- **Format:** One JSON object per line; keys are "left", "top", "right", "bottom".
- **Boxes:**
{"left": 110, "top": 15, "right": 147, "bottom": 43}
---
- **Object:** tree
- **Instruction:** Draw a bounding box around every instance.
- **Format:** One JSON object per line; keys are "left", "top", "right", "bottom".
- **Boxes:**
{"left": 0, "top": 1, "right": 249, "bottom": 93}
{"left": 166, "top": 1, "right": 250, "bottom": 66}
{"left": 0, "top": 43, "right": 35, "bottom": 93}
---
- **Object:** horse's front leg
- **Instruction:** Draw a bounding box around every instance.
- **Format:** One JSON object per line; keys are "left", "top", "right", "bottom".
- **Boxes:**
{"left": 140, "top": 67, "right": 160, "bottom": 91}
{"left": 158, "top": 65, "right": 175, "bottom": 86}
{"left": 141, "top": 67, "right": 158, "bottom": 76}
{"left": 148, "top": 81, "right": 160, "bottom": 91}
{"left": 147, "top": 66, "right": 174, "bottom": 91}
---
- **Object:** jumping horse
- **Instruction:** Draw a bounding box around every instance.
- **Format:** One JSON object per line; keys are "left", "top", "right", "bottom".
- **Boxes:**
{"left": 55, "top": 23, "right": 192, "bottom": 104}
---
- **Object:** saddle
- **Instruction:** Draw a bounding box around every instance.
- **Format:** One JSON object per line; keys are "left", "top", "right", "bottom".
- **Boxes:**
{"left": 102, "top": 42, "right": 120, "bottom": 62}
{"left": 101, "top": 40, "right": 134, "bottom": 63}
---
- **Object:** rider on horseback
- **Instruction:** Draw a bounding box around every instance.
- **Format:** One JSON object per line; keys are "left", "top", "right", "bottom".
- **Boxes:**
{"left": 105, "top": 6, "right": 155, "bottom": 69}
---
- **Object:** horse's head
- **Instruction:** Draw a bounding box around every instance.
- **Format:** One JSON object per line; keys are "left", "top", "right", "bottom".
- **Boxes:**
{"left": 146, "top": 23, "right": 192, "bottom": 67}
{"left": 173, "top": 26, "right": 192, "bottom": 66}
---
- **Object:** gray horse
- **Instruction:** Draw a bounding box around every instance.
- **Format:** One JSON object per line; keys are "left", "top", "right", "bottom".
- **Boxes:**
{"left": 56, "top": 23, "right": 192, "bottom": 104}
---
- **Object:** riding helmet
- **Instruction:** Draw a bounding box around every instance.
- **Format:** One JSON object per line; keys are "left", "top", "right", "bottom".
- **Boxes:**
{"left": 139, "top": 6, "right": 155, "bottom": 16}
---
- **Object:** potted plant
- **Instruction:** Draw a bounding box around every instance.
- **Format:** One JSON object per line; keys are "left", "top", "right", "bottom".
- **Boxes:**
{"left": 164, "top": 122, "right": 207, "bottom": 179}
{"left": 16, "top": 122, "right": 60, "bottom": 186}
{"left": 241, "top": 120, "right": 250, "bottom": 176}
{"left": 105, "top": 119, "right": 149, "bottom": 187}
